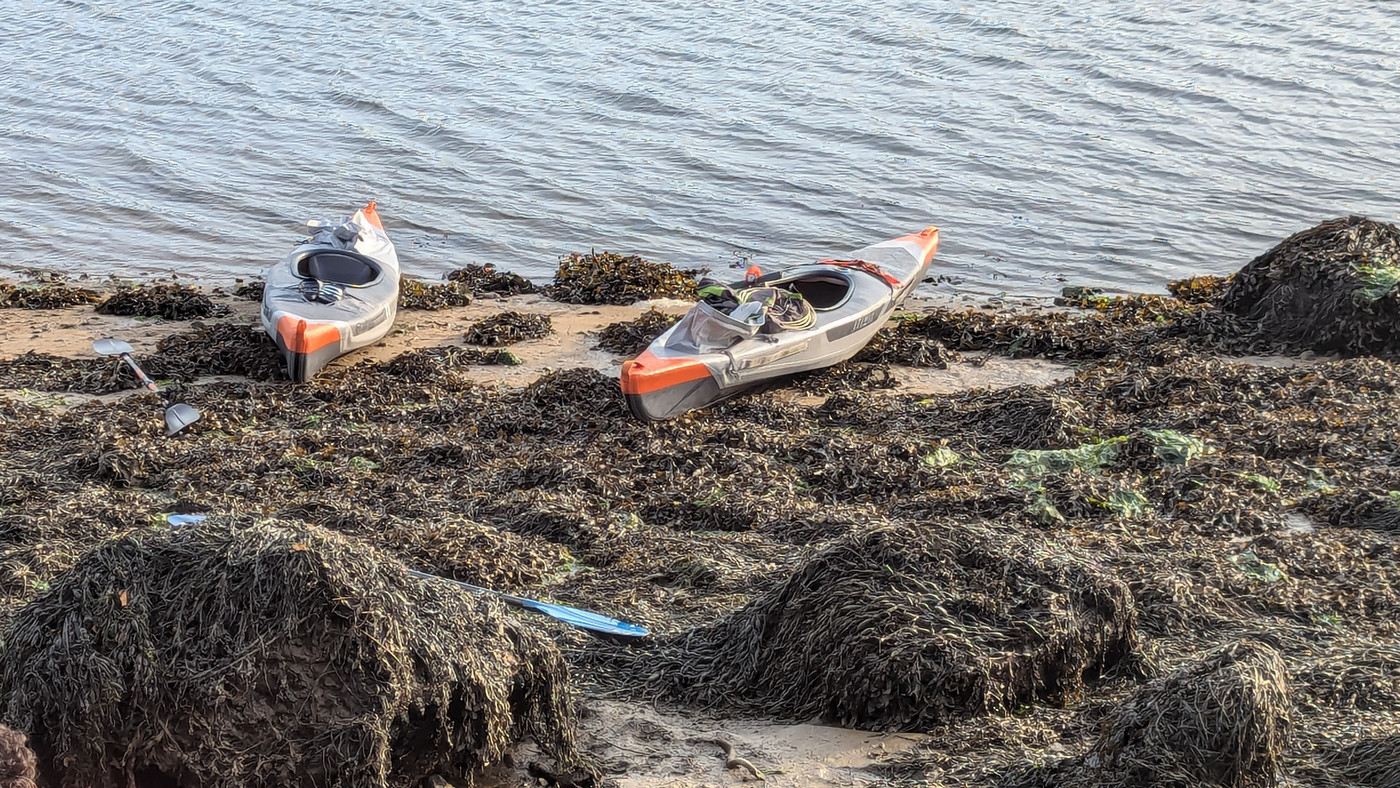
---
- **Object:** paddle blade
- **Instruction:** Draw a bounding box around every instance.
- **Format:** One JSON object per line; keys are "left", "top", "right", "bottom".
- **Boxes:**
{"left": 406, "top": 569, "right": 649, "bottom": 642}
{"left": 93, "top": 338, "right": 134, "bottom": 356}
{"left": 507, "top": 595, "right": 650, "bottom": 642}
{"left": 165, "top": 403, "right": 201, "bottom": 435}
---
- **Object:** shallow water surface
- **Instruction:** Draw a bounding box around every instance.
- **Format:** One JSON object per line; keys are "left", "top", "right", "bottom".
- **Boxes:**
{"left": 2, "top": 0, "right": 1398, "bottom": 295}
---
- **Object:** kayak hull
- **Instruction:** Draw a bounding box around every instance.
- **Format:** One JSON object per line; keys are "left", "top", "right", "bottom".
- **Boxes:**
{"left": 621, "top": 227, "right": 939, "bottom": 420}
{"left": 259, "top": 202, "right": 400, "bottom": 383}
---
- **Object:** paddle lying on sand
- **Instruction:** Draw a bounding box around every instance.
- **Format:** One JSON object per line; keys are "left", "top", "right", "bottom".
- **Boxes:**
{"left": 163, "top": 514, "right": 648, "bottom": 642}
{"left": 93, "top": 338, "right": 200, "bottom": 435}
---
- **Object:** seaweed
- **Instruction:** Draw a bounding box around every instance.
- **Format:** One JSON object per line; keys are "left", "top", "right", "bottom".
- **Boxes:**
{"left": 0, "top": 282, "right": 102, "bottom": 309}
{"left": 0, "top": 216, "right": 1396, "bottom": 787}
{"left": 95, "top": 283, "right": 227, "bottom": 320}
{"left": 1008, "top": 641, "right": 1292, "bottom": 788}
{"left": 1220, "top": 216, "right": 1400, "bottom": 356}
{"left": 446, "top": 264, "right": 538, "bottom": 296}
{"left": 586, "top": 523, "right": 1137, "bottom": 730}
{"left": 463, "top": 311, "right": 552, "bottom": 346}
{"left": 0, "top": 520, "right": 588, "bottom": 788}
{"left": 546, "top": 251, "right": 700, "bottom": 305}
{"left": 593, "top": 309, "right": 680, "bottom": 355}
{"left": 398, "top": 277, "right": 474, "bottom": 310}
{"left": 0, "top": 725, "right": 37, "bottom": 788}
{"left": 232, "top": 279, "right": 265, "bottom": 301}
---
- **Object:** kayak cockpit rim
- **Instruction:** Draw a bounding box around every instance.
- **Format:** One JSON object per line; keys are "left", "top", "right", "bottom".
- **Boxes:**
{"left": 291, "top": 249, "right": 386, "bottom": 288}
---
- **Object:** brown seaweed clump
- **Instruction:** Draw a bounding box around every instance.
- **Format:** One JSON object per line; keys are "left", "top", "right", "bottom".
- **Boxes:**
{"left": 95, "top": 283, "right": 226, "bottom": 320}
{"left": 398, "top": 277, "right": 473, "bottom": 310}
{"left": 589, "top": 523, "right": 1137, "bottom": 731}
{"left": 145, "top": 323, "right": 286, "bottom": 382}
{"left": 0, "top": 282, "right": 102, "bottom": 309}
{"left": 464, "top": 311, "right": 552, "bottom": 346}
{"left": 0, "top": 725, "right": 38, "bottom": 788}
{"left": 593, "top": 308, "right": 681, "bottom": 355}
{"left": 1221, "top": 216, "right": 1400, "bottom": 356}
{"left": 546, "top": 251, "right": 700, "bottom": 305}
{"left": 0, "top": 520, "right": 587, "bottom": 788}
{"left": 446, "top": 264, "right": 538, "bottom": 296}
{"left": 231, "top": 279, "right": 265, "bottom": 301}
{"left": 855, "top": 319, "right": 962, "bottom": 368}
{"left": 1011, "top": 641, "right": 1292, "bottom": 788}
{"left": 1167, "top": 275, "right": 1232, "bottom": 305}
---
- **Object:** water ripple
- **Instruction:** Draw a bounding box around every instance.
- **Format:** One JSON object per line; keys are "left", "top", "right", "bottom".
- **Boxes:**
{"left": 1, "top": 0, "right": 1397, "bottom": 294}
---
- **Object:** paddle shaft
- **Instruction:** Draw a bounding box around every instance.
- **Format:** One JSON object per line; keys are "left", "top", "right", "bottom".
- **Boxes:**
{"left": 118, "top": 352, "right": 159, "bottom": 392}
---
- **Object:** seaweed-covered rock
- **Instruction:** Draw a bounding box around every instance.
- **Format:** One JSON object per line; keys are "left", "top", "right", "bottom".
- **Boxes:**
{"left": 546, "top": 251, "right": 699, "bottom": 305}
{"left": 1221, "top": 216, "right": 1400, "bottom": 356}
{"left": 95, "top": 283, "right": 225, "bottom": 320}
{"left": 398, "top": 277, "right": 473, "bottom": 310}
{"left": 1012, "top": 641, "right": 1291, "bottom": 788}
{"left": 446, "top": 264, "right": 538, "bottom": 296}
{"left": 463, "top": 311, "right": 552, "bottom": 346}
{"left": 590, "top": 523, "right": 1137, "bottom": 730}
{"left": 0, "top": 520, "right": 586, "bottom": 788}
{"left": 593, "top": 308, "right": 680, "bottom": 355}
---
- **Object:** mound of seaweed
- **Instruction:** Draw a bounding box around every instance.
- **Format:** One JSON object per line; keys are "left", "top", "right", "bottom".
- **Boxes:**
{"left": 0, "top": 282, "right": 102, "bottom": 309}
{"left": 95, "top": 283, "right": 226, "bottom": 320}
{"left": 464, "top": 311, "right": 552, "bottom": 346}
{"left": 1011, "top": 641, "right": 1291, "bottom": 788}
{"left": 546, "top": 251, "right": 699, "bottom": 305}
{"left": 446, "top": 264, "right": 538, "bottom": 296}
{"left": 0, "top": 352, "right": 130, "bottom": 394}
{"left": 1221, "top": 216, "right": 1400, "bottom": 356}
{"left": 378, "top": 346, "right": 522, "bottom": 381}
{"left": 0, "top": 520, "right": 586, "bottom": 788}
{"left": 589, "top": 523, "right": 1137, "bottom": 730}
{"left": 593, "top": 308, "right": 680, "bottom": 355}
{"left": 145, "top": 323, "right": 285, "bottom": 381}
{"left": 398, "top": 277, "right": 473, "bottom": 310}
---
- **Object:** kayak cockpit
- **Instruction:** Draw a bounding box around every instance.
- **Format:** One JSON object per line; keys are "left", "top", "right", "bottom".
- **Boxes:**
{"left": 773, "top": 270, "right": 854, "bottom": 311}
{"left": 293, "top": 250, "right": 384, "bottom": 287}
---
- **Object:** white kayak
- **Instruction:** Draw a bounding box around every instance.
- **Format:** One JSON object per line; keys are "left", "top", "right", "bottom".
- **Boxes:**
{"left": 259, "top": 202, "right": 400, "bottom": 382}
{"left": 621, "top": 226, "right": 940, "bottom": 420}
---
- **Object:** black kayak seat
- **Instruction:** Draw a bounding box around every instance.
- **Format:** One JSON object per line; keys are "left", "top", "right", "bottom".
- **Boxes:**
{"left": 786, "top": 273, "right": 852, "bottom": 311}
{"left": 294, "top": 250, "right": 381, "bottom": 286}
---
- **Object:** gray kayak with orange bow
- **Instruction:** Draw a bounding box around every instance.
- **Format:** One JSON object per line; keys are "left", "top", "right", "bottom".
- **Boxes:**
{"left": 259, "top": 202, "right": 401, "bottom": 382}
{"left": 621, "top": 226, "right": 940, "bottom": 420}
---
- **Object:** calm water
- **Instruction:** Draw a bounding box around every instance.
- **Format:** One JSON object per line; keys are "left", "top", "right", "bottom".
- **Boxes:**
{"left": 3, "top": 0, "right": 1398, "bottom": 297}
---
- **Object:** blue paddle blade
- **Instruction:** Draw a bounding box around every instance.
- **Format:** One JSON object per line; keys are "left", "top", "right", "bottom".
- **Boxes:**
{"left": 406, "top": 569, "right": 649, "bottom": 641}
{"left": 498, "top": 592, "right": 651, "bottom": 640}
